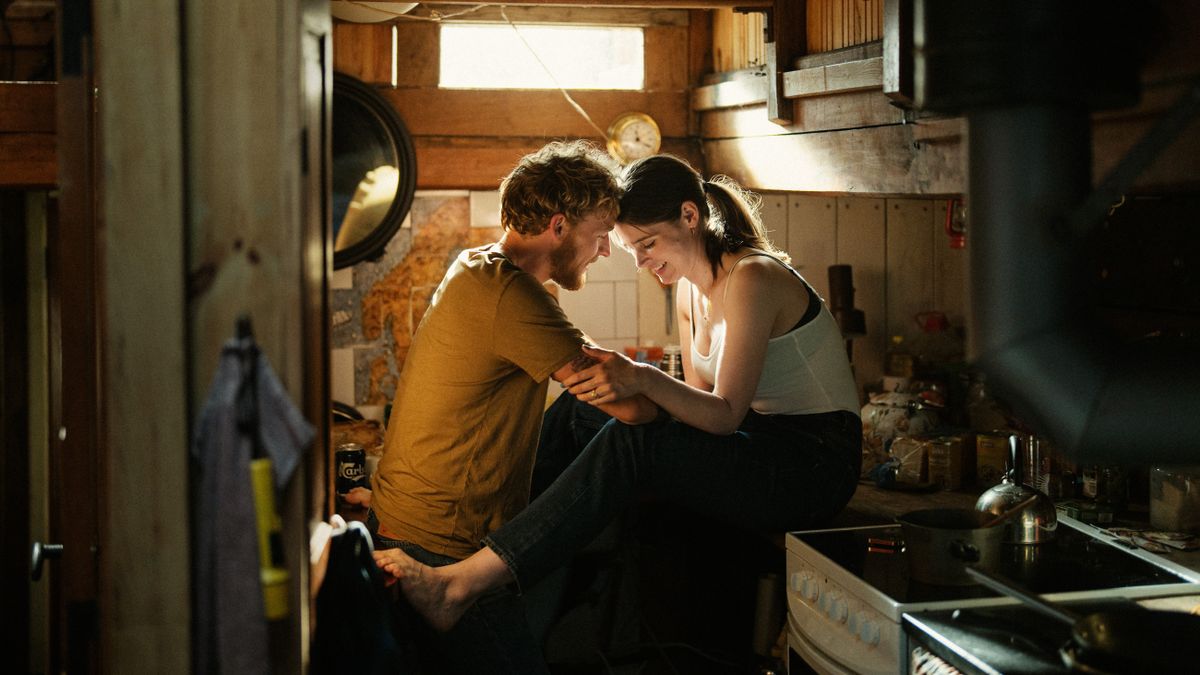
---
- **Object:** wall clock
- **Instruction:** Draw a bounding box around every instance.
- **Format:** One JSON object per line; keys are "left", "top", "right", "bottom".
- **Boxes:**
{"left": 605, "top": 112, "right": 661, "bottom": 164}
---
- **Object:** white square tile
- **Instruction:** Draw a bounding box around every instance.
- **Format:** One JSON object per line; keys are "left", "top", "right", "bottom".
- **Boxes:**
{"left": 559, "top": 281, "right": 615, "bottom": 340}
{"left": 469, "top": 190, "right": 501, "bottom": 228}
{"left": 586, "top": 242, "right": 637, "bottom": 282}
{"left": 331, "top": 347, "right": 355, "bottom": 405}
{"left": 614, "top": 280, "right": 638, "bottom": 340}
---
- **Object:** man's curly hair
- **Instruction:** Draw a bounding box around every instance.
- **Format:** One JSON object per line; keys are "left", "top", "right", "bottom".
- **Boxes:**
{"left": 499, "top": 140, "right": 622, "bottom": 235}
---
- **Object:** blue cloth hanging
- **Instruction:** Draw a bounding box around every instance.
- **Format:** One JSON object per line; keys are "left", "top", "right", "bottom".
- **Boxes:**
{"left": 191, "top": 322, "right": 314, "bottom": 674}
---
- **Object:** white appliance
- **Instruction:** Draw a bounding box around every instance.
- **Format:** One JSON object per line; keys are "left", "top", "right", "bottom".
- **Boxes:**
{"left": 784, "top": 515, "right": 1200, "bottom": 674}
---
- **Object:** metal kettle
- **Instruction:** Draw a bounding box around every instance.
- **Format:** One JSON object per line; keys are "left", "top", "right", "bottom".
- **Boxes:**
{"left": 975, "top": 434, "right": 1058, "bottom": 544}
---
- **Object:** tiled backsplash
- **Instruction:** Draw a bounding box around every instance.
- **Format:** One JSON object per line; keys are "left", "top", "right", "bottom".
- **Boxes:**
{"left": 332, "top": 190, "right": 965, "bottom": 419}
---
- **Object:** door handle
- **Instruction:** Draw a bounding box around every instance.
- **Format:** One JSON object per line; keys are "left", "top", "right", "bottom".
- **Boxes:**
{"left": 31, "top": 541, "right": 64, "bottom": 581}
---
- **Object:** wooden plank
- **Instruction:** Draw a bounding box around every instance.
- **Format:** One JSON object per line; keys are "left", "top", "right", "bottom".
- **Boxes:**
{"left": 703, "top": 123, "right": 965, "bottom": 195}
{"left": 765, "top": 0, "right": 805, "bottom": 124}
{"left": 417, "top": 0, "right": 768, "bottom": 7}
{"left": 691, "top": 71, "right": 767, "bottom": 110}
{"left": 413, "top": 136, "right": 699, "bottom": 190}
{"left": 700, "top": 89, "right": 903, "bottom": 138}
{"left": 835, "top": 196, "right": 885, "bottom": 399}
{"left": 882, "top": 0, "right": 913, "bottom": 105}
{"left": 687, "top": 8, "right": 713, "bottom": 87}
{"left": 333, "top": 21, "right": 393, "bottom": 84}
{"left": 0, "top": 132, "right": 55, "bottom": 187}
{"left": 392, "top": 20, "right": 439, "bottom": 88}
{"left": 785, "top": 194, "right": 837, "bottom": 303}
{"left": 94, "top": 0, "right": 189, "bottom": 670}
{"left": 427, "top": 5, "right": 690, "bottom": 25}
{"left": 644, "top": 25, "right": 690, "bottom": 91}
{"left": 712, "top": 8, "right": 733, "bottom": 72}
{"left": 781, "top": 56, "right": 882, "bottom": 98}
{"left": 385, "top": 87, "right": 690, "bottom": 138}
{"left": 0, "top": 82, "right": 55, "bottom": 132}
{"left": 884, "top": 199, "right": 934, "bottom": 347}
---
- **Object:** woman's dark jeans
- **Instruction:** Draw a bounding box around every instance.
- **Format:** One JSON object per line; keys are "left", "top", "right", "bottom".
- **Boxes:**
{"left": 485, "top": 391, "right": 862, "bottom": 592}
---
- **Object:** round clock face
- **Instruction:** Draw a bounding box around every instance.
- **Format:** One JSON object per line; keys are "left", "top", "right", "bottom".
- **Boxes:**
{"left": 607, "top": 113, "right": 661, "bottom": 164}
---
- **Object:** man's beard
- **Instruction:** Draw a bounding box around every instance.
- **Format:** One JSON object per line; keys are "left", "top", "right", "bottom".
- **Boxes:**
{"left": 549, "top": 235, "right": 587, "bottom": 291}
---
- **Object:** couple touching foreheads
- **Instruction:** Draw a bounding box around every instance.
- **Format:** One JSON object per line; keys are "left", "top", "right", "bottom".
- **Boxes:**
{"left": 363, "top": 141, "right": 860, "bottom": 673}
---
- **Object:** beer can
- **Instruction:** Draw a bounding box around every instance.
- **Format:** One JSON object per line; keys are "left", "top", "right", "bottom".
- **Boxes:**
{"left": 335, "top": 442, "right": 366, "bottom": 493}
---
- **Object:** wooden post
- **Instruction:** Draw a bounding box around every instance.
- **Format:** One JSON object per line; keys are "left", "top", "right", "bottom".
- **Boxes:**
{"left": 764, "top": 0, "right": 806, "bottom": 124}
{"left": 883, "top": 0, "right": 914, "bottom": 106}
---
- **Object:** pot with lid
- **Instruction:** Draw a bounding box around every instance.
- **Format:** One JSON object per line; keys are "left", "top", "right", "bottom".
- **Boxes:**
{"left": 975, "top": 433, "right": 1058, "bottom": 544}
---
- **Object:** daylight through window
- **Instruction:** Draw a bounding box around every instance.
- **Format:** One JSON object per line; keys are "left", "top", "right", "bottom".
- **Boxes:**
{"left": 439, "top": 24, "right": 644, "bottom": 90}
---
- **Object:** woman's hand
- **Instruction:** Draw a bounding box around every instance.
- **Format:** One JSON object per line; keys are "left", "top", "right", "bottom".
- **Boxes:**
{"left": 562, "top": 345, "right": 649, "bottom": 405}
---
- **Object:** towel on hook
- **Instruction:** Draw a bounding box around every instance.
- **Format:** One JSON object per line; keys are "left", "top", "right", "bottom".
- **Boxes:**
{"left": 191, "top": 334, "right": 314, "bottom": 674}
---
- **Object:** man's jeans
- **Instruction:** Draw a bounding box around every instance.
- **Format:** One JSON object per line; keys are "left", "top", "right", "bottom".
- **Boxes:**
{"left": 368, "top": 511, "right": 551, "bottom": 675}
{"left": 485, "top": 391, "right": 862, "bottom": 592}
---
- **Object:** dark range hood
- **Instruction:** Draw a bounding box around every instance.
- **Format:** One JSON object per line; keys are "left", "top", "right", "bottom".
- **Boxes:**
{"left": 910, "top": 0, "right": 1200, "bottom": 463}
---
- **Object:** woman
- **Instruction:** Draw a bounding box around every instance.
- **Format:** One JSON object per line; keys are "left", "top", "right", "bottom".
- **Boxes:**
{"left": 374, "top": 154, "right": 862, "bottom": 635}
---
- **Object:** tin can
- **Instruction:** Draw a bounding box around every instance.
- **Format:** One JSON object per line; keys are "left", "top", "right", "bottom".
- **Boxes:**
{"left": 335, "top": 442, "right": 366, "bottom": 493}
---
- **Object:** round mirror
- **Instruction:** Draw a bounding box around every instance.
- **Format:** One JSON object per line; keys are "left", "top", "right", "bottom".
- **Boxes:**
{"left": 332, "top": 72, "right": 417, "bottom": 269}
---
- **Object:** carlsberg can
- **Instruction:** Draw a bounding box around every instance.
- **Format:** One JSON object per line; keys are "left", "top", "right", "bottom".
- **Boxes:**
{"left": 335, "top": 442, "right": 366, "bottom": 493}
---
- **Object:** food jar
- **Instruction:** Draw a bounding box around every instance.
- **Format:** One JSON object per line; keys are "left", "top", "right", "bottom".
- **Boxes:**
{"left": 1150, "top": 465, "right": 1200, "bottom": 533}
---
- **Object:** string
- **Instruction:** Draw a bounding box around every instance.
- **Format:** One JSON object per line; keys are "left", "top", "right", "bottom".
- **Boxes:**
{"left": 498, "top": 7, "right": 609, "bottom": 138}
{"left": 343, "top": 2, "right": 488, "bottom": 22}
{"left": 340, "top": 2, "right": 609, "bottom": 139}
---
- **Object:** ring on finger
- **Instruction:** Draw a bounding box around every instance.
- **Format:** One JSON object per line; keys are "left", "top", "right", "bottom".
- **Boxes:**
{"left": 592, "top": 389, "right": 599, "bottom": 400}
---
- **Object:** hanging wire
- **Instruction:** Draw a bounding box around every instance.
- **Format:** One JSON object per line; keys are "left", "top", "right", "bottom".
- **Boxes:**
{"left": 497, "top": 7, "right": 609, "bottom": 138}
{"left": 340, "top": 2, "right": 609, "bottom": 138}
{"left": 343, "top": 2, "right": 488, "bottom": 22}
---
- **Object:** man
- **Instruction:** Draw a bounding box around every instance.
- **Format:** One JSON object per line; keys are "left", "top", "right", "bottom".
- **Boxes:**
{"left": 368, "top": 140, "right": 658, "bottom": 673}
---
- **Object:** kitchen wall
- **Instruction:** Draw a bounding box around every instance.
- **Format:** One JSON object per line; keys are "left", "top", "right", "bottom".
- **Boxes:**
{"left": 330, "top": 188, "right": 963, "bottom": 419}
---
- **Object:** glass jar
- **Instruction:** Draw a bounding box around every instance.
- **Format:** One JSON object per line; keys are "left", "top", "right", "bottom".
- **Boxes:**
{"left": 1150, "top": 465, "right": 1200, "bottom": 532}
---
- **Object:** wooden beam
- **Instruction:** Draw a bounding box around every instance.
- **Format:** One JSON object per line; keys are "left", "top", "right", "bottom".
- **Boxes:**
{"left": 699, "top": 90, "right": 904, "bottom": 139}
{"left": 782, "top": 56, "right": 882, "bottom": 98}
{"left": 0, "top": 82, "right": 55, "bottom": 132}
{"left": 384, "top": 88, "right": 690, "bottom": 138}
{"left": 702, "top": 123, "right": 964, "bottom": 195}
{"left": 882, "top": 0, "right": 913, "bottom": 106}
{"left": 765, "top": 0, "right": 805, "bottom": 124}
{"left": 414, "top": 136, "right": 698, "bottom": 189}
{"left": 0, "top": 81, "right": 56, "bottom": 187}
{"left": 0, "top": 132, "right": 55, "bottom": 187}
{"left": 692, "top": 56, "right": 883, "bottom": 111}
{"left": 412, "top": 5, "right": 690, "bottom": 25}
{"left": 420, "top": 1, "right": 769, "bottom": 7}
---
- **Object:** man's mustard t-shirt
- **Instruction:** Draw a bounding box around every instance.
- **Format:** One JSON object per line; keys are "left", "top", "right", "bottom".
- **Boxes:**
{"left": 371, "top": 246, "right": 584, "bottom": 559}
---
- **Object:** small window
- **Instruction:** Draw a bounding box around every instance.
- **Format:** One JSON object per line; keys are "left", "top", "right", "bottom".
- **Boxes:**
{"left": 439, "top": 24, "right": 644, "bottom": 90}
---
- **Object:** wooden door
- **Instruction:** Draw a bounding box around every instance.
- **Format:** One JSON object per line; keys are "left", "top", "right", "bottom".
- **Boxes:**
{"left": 46, "top": 0, "right": 103, "bottom": 666}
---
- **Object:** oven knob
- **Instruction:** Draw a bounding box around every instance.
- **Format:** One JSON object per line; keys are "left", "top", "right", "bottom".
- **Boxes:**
{"left": 858, "top": 620, "right": 880, "bottom": 646}
{"left": 804, "top": 578, "right": 819, "bottom": 601}
{"left": 827, "top": 594, "right": 848, "bottom": 623}
{"left": 789, "top": 571, "right": 812, "bottom": 597}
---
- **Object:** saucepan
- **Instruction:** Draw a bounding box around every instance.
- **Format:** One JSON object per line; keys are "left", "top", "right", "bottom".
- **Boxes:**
{"left": 896, "top": 508, "right": 1006, "bottom": 585}
{"left": 965, "top": 565, "right": 1200, "bottom": 673}
{"left": 897, "top": 498, "right": 1038, "bottom": 586}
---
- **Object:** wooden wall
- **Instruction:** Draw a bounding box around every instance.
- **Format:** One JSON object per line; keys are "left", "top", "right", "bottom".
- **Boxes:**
{"left": 806, "top": 0, "right": 883, "bottom": 54}
{"left": 333, "top": 7, "right": 709, "bottom": 189}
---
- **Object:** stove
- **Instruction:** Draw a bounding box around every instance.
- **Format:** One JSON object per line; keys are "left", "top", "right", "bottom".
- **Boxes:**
{"left": 784, "top": 514, "right": 1200, "bottom": 674}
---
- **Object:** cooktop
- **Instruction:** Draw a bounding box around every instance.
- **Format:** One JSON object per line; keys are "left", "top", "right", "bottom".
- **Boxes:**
{"left": 792, "top": 515, "right": 1200, "bottom": 605}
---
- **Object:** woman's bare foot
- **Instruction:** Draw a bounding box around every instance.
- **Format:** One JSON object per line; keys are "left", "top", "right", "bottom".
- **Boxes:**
{"left": 372, "top": 548, "right": 472, "bottom": 632}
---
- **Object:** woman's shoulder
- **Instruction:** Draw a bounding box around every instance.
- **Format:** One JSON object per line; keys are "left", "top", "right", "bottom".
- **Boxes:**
{"left": 725, "top": 249, "right": 794, "bottom": 284}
